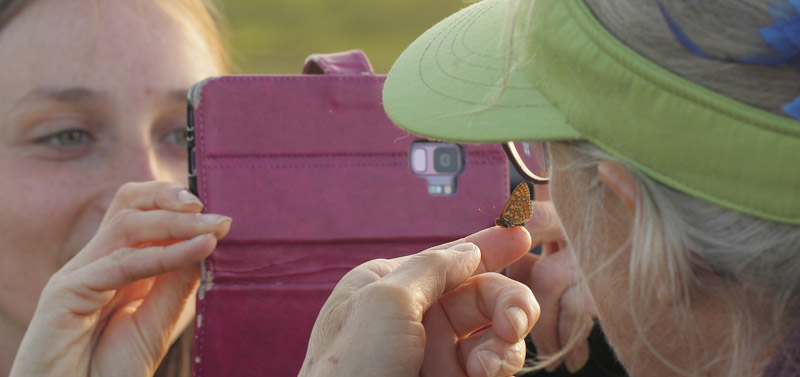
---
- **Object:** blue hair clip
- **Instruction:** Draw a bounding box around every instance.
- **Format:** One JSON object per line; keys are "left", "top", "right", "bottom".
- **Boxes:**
{"left": 658, "top": 1, "right": 800, "bottom": 120}
{"left": 758, "top": 0, "right": 800, "bottom": 65}
{"left": 767, "top": 0, "right": 800, "bottom": 22}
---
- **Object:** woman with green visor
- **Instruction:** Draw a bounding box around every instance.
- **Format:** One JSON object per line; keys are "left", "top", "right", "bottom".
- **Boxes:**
{"left": 301, "top": 0, "right": 800, "bottom": 376}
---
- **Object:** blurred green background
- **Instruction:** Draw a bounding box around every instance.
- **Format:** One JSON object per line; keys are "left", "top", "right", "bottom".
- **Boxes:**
{"left": 219, "top": 0, "right": 468, "bottom": 74}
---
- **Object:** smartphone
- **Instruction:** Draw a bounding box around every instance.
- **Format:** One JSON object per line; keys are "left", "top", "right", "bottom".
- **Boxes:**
{"left": 186, "top": 53, "right": 510, "bottom": 377}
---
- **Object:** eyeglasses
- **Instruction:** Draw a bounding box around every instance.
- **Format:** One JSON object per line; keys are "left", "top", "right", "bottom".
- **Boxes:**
{"left": 503, "top": 141, "right": 550, "bottom": 184}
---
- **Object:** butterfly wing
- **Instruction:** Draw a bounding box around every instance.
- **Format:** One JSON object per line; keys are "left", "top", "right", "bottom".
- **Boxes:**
{"left": 495, "top": 183, "right": 533, "bottom": 228}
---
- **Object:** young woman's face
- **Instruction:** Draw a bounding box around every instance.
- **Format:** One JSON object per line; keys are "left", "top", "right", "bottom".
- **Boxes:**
{"left": 0, "top": 0, "right": 220, "bottom": 335}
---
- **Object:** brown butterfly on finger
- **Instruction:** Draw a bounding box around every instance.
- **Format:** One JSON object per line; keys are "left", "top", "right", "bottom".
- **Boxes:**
{"left": 494, "top": 182, "right": 534, "bottom": 228}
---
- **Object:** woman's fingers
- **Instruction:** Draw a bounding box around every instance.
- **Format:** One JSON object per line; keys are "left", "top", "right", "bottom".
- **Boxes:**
{"left": 66, "top": 181, "right": 211, "bottom": 270}
{"left": 421, "top": 273, "right": 538, "bottom": 376}
{"left": 304, "top": 249, "right": 463, "bottom": 377}
{"left": 379, "top": 242, "right": 484, "bottom": 320}
{"left": 37, "top": 233, "right": 215, "bottom": 332}
{"left": 465, "top": 226, "right": 532, "bottom": 274}
{"left": 323, "top": 258, "right": 401, "bottom": 307}
{"left": 423, "top": 324, "right": 527, "bottom": 377}
{"left": 111, "top": 210, "right": 231, "bottom": 245}
{"left": 438, "top": 273, "right": 538, "bottom": 342}
{"left": 105, "top": 182, "right": 203, "bottom": 218}
{"left": 473, "top": 200, "right": 595, "bottom": 373}
{"left": 303, "top": 226, "right": 538, "bottom": 377}
{"left": 76, "top": 234, "right": 216, "bottom": 296}
{"left": 69, "top": 207, "right": 230, "bottom": 270}
{"left": 366, "top": 226, "right": 532, "bottom": 284}
{"left": 460, "top": 328, "right": 527, "bottom": 377}
{"left": 127, "top": 264, "right": 202, "bottom": 359}
{"left": 87, "top": 266, "right": 203, "bottom": 375}
{"left": 378, "top": 225, "right": 533, "bottom": 319}
{"left": 15, "top": 181, "right": 222, "bottom": 377}
{"left": 419, "top": 299, "right": 463, "bottom": 376}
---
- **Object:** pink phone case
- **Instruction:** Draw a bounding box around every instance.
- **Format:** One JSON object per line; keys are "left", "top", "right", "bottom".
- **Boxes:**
{"left": 187, "top": 50, "right": 509, "bottom": 376}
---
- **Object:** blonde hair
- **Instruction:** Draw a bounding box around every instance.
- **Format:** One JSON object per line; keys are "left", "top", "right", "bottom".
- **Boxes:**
{"left": 154, "top": 0, "right": 231, "bottom": 74}
{"left": 0, "top": 0, "right": 230, "bottom": 73}
{"left": 512, "top": 0, "right": 800, "bottom": 375}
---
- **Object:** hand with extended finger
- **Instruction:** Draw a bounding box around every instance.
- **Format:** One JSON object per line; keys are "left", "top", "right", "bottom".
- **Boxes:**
{"left": 300, "top": 226, "right": 539, "bottom": 377}
{"left": 10, "top": 182, "right": 231, "bottom": 377}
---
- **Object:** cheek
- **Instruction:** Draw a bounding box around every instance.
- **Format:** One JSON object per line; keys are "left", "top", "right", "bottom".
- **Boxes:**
{"left": 0, "top": 159, "right": 106, "bottom": 327}
{"left": 547, "top": 166, "right": 585, "bottom": 240}
{"left": 154, "top": 151, "right": 189, "bottom": 187}
{"left": 547, "top": 147, "right": 638, "bottom": 368}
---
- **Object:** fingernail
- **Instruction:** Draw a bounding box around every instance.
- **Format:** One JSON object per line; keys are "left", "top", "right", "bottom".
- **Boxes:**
{"left": 187, "top": 233, "right": 213, "bottom": 244}
{"left": 197, "top": 214, "right": 231, "bottom": 225}
{"left": 477, "top": 350, "right": 502, "bottom": 376}
{"left": 506, "top": 306, "right": 529, "bottom": 339}
{"left": 179, "top": 190, "right": 203, "bottom": 206}
{"left": 449, "top": 242, "right": 477, "bottom": 252}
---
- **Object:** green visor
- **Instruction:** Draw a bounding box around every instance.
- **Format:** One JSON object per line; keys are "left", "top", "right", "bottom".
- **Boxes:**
{"left": 383, "top": 0, "right": 800, "bottom": 225}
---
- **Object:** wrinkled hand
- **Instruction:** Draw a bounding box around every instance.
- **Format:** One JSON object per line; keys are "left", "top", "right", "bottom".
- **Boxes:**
{"left": 507, "top": 200, "right": 597, "bottom": 373}
{"left": 300, "top": 226, "right": 539, "bottom": 377}
{"left": 10, "top": 182, "right": 231, "bottom": 377}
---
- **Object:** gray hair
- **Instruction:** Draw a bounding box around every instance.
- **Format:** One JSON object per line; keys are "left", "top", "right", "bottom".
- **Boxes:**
{"left": 559, "top": 140, "right": 800, "bottom": 376}
{"left": 585, "top": 0, "right": 800, "bottom": 115}
{"left": 552, "top": 0, "right": 800, "bottom": 375}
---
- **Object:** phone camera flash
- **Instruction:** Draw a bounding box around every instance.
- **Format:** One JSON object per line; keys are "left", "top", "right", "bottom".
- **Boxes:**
{"left": 411, "top": 148, "right": 427, "bottom": 173}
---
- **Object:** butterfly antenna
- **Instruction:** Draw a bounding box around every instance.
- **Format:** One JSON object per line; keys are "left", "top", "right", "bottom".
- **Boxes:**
{"left": 477, "top": 205, "right": 498, "bottom": 217}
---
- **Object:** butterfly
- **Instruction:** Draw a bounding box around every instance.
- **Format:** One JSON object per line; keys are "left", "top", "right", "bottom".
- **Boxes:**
{"left": 495, "top": 182, "right": 533, "bottom": 228}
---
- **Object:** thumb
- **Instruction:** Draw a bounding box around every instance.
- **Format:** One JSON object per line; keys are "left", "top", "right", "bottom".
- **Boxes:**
{"left": 379, "top": 242, "right": 482, "bottom": 320}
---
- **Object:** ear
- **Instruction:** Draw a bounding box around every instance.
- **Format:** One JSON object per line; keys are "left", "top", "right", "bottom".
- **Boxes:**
{"left": 597, "top": 160, "right": 637, "bottom": 213}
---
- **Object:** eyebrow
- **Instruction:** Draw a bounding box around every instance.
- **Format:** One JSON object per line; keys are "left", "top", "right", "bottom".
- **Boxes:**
{"left": 16, "top": 87, "right": 190, "bottom": 105}
{"left": 19, "top": 87, "right": 104, "bottom": 104}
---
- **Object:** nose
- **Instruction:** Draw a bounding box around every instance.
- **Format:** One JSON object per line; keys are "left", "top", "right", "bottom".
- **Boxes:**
{"left": 95, "top": 140, "right": 173, "bottom": 214}
{"left": 116, "top": 140, "right": 173, "bottom": 183}
{"left": 95, "top": 139, "right": 165, "bottom": 216}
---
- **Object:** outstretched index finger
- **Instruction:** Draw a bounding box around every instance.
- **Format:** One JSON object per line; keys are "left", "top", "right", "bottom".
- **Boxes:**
{"left": 378, "top": 225, "right": 532, "bottom": 321}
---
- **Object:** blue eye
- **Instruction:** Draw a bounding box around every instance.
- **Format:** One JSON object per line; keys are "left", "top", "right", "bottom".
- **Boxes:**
{"left": 38, "top": 129, "right": 92, "bottom": 148}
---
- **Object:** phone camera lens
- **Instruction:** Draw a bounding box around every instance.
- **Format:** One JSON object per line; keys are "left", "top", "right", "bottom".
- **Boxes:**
{"left": 434, "top": 147, "right": 459, "bottom": 173}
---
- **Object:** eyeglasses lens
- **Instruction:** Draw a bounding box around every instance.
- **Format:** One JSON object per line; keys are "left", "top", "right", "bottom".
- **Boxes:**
{"left": 506, "top": 141, "right": 550, "bottom": 183}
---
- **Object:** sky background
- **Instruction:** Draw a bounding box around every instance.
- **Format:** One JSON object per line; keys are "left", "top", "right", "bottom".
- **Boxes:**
{"left": 219, "top": 0, "right": 468, "bottom": 74}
